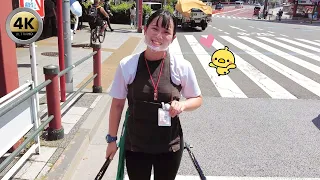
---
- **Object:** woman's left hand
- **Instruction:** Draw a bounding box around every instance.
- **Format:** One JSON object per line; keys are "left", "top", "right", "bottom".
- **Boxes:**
{"left": 169, "top": 100, "right": 185, "bottom": 117}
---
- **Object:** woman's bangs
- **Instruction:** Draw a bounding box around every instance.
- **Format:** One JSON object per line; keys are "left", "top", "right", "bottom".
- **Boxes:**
{"left": 155, "top": 14, "right": 172, "bottom": 30}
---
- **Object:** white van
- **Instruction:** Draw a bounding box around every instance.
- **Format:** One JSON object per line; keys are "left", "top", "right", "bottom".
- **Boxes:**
{"left": 142, "top": 2, "right": 162, "bottom": 13}
{"left": 235, "top": 1, "right": 244, "bottom": 8}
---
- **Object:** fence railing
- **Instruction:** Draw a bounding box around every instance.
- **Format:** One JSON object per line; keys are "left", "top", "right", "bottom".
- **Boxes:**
{"left": 0, "top": 43, "right": 102, "bottom": 179}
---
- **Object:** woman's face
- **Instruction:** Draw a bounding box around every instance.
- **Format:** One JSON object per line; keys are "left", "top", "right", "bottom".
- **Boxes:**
{"left": 144, "top": 16, "right": 176, "bottom": 51}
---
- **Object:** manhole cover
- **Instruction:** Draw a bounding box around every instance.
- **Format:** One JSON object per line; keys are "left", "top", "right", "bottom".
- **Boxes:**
{"left": 72, "top": 43, "right": 91, "bottom": 48}
{"left": 41, "top": 52, "right": 59, "bottom": 57}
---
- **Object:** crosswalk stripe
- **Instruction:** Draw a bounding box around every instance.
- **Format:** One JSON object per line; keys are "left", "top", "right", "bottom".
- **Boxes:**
{"left": 211, "top": 36, "right": 297, "bottom": 99}
{"left": 280, "top": 34, "right": 288, "bottom": 37}
{"left": 258, "top": 37, "right": 320, "bottom": 62}
{"left": 276, "top": 37, "right": 320, "bottom": 52}
{"left": 125, "top": 175, "right": 320, "bottom": 180}
{"left": 169, "top": 37, "right": 184, "bottom": 59}
{"left": 184, "top": 35, "right": 247, "bottom": 98}
{"left": 239, "top": 36, "right": 320, "bottom": 76}
{"left": 315, "top": 40, "right": 320, "bottom": 42}
{"left": 295, "top": 38, "right": 320, "bottom": 47}
{"left": 220, "top": 36, "right": 320, "bottom": 97}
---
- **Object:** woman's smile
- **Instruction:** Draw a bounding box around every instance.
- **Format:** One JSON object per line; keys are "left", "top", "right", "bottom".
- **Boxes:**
{"left": 151, "top": 40, "right": 162, "bottom": 46}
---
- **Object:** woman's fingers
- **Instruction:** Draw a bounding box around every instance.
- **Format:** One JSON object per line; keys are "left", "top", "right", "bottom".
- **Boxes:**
{"left": 169, "top": 101, "right": 183, "bottom": 117}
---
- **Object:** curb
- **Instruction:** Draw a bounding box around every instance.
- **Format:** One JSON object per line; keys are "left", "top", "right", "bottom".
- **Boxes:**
{"left": 45, "top": 93, "right": 112, "bottom": 180}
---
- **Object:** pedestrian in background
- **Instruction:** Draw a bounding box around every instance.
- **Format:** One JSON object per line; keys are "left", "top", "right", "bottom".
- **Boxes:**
{"left": 44, "top": 0, "right": 57, "bottom": 38}
{"left": 103, "top": 0, "right": 114, "bottom": 31}
{"left": 105, "top": 9, "right": 203, "bottom": 180}
{"left": 130, "top": 4, "right": 136, "bottom": 29}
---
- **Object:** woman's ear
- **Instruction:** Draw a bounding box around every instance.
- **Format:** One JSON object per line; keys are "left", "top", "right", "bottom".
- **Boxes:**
{"left": 144, "top": 26, "right": 147, "bottom": 34}
{"left": 172, "top": 35, "right": 176, "bottom": 42}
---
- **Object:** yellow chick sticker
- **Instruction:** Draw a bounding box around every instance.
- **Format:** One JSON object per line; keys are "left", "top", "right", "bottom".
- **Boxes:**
{"left": 209, "top": 46, "right": 236, "bottom": 76}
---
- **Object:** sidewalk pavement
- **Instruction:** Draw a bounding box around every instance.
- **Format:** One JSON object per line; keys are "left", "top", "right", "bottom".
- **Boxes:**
{"left": 265, "top": 6, "right": 320, "bottom": 25}
{"left": 0, "top": 23, "right": 147, "bottom": 180}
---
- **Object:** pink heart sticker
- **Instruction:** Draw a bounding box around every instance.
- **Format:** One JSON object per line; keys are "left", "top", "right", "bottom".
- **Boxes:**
{"left": 200, "top": 35, "right": 214, "bottom": 48}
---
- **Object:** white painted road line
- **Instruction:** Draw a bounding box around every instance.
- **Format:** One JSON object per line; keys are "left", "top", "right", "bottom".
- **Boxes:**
{"left": 239, "top": 36, "right": 320, "bottom": 76}
{"left": 295, "top": 38, "right": 320, "bottom": 47}
{"left": 185, "top": 35, "right": 247, "bottom": 98}
{"left": 276, "top": 37, "right": 320, "bottom": 52}
{"left": 217, "top": 36, "right": 297, "bottom": 99}
{"left": 258, "top": 37, "right": 320, "bottom": 63}
{"left": 221, "top": 36, "right": 320, "bottom": 98}
{"left": 229, "top": 25, "right": 247, "bottom": 32}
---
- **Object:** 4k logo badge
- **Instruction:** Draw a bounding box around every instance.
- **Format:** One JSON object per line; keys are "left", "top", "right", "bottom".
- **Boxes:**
{"left": 6, "top": 7, "right": 43, "bottom": 44}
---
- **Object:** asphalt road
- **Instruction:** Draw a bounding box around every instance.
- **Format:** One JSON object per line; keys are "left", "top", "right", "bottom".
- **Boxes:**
{"left": 166, "top": 5, "right": 320, "bottom": 179}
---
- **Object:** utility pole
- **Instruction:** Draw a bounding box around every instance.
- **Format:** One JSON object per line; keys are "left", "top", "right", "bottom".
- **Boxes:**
{"left": 137, "top": 0, "right": 143, "bottom": 33}
{"left": 63, "top": 0, "right": 73, "bottom": 92}
{"left": 263, "top": 0, "right": 268, "bottom": 19}
{"left": 57, "top": 0, "right": 67, "bottom": 101}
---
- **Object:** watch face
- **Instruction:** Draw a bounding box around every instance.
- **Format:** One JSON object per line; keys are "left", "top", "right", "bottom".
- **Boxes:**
{"left": 107, "top": 135, "right": 116, "bottom": 143}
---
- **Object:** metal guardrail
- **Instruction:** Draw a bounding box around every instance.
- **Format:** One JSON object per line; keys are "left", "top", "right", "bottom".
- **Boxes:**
{"left": 0, "top": 43, "right": 102, "bottom": 178}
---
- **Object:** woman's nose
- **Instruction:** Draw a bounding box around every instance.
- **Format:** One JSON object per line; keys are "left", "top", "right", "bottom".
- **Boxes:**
{"left": 153, "top": 32, "right": 163, "bottom": 39}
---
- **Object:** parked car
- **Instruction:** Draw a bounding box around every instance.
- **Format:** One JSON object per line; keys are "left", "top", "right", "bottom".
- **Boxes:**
{"left": 235, "top": 1, "right": 244, "bottom": 8}
{"left": 215, "top": 3, "right": 224, "bottom": 10}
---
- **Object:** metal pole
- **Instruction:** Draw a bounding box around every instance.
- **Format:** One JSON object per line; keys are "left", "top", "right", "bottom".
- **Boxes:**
{"left": 29, "top": 42, "right": 40, "bottom": 112}
{"left": 92, "top": 44, "right": 102, "bottom": 93}
{"left": 136, "top": 0, "right": 138, "bottom": 29}
{"left": 44, "top": 65, "right": 64, "bottom": 140}
{"left": 137, "top": 0, "right": 143, "bottom": 33}
{"left": 63, "top": 0, "right": 74, "bottom": 93}
{"left": 30, "top": 81, "right": 41, "bottom": 154}
{"left": 57, "top": 0, "right": 67, "bottom": 102}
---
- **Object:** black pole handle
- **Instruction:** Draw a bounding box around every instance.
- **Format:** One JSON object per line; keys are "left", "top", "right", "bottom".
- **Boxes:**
{"left": 184, "top": 142, "right": 207, "bottom": 180}
{"left": 95, "top": 157, "right": 112, "bottom": 180}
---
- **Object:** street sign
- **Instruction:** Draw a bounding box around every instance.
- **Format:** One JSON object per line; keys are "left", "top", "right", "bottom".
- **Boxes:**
{"left": 19, "top": 0, "right": 45, "bottom": 18}
{"left": 5, "top": 7, "right": 43, "bottom": 44}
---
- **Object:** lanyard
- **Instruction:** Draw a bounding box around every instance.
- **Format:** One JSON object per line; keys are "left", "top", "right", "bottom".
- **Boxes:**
{"left": 144, "top": 52, "right": 166, "bottom": 101}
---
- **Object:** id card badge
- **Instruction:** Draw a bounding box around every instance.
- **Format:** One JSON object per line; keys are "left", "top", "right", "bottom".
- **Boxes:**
{"left": 158, "top": 108, "right": 171, "bottom": 126}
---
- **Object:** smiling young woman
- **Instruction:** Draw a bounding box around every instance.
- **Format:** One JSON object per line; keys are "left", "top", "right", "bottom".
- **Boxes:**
{"left": 105, "top": 9, "right": 203, "bottom": 180}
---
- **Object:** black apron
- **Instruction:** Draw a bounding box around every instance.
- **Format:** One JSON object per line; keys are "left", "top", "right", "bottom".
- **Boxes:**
{"left": 125, "top": 51, "right": 183, "bottom": 154}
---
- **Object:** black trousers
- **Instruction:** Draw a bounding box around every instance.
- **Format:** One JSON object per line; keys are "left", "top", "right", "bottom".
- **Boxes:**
{"left": 125, "top": 138, "right": 184, "bottom": 180}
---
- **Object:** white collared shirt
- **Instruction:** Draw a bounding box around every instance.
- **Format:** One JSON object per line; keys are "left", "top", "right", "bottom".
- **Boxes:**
{"left": 109, "top": 52, "right": 202, "bottom": 99}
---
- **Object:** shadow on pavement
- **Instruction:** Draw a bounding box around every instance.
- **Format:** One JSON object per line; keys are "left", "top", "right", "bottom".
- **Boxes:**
{"left": 176, "top": 27, "right": 203, "bottom": 32}
{"left": 262, "top": 19, "right": 320, "bottom": 27}
{"left": 110, "top": 29, "right": 137, "bottom": 33}
{"left": 312, "top": 114, "right": 320, "bottom": 130}
{"left": 18, "top": 64, "right": 33, "bottom": 68}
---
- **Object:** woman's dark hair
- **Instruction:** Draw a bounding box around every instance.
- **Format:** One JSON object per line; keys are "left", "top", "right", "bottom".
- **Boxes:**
{"left": 131, "top": 4, "right": 135, "bottom": 9}
{"left": 145, "top": 9, "right": 178, "bottom": 36}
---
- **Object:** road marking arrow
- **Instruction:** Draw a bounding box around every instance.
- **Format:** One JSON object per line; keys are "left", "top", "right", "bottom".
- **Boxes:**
{"left": 229, "top": 25, "right": 247, "bottom": 32}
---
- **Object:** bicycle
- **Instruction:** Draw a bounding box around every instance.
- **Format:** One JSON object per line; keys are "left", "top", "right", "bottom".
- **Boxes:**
{"left": 90, "top": 21, "right": 106, "bottom": 45}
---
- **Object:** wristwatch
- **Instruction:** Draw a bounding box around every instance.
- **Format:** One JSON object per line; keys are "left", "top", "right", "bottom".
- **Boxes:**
{"left": 106, "top": 134, "right": 117, "bottom": 143}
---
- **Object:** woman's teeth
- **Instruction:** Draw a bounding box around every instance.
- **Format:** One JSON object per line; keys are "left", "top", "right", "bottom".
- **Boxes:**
{"left": 152, "top": 40, "right": 161, "bottom": 45}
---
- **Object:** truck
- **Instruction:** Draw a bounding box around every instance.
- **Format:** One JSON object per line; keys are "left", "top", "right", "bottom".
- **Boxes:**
{"left": 174, "top": 0, "right": 213, "bottom": 31}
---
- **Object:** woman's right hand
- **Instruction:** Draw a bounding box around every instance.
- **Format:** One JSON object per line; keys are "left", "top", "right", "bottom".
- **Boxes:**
{"left": 106, "top": 142, "right": 118, "bottom": 160}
